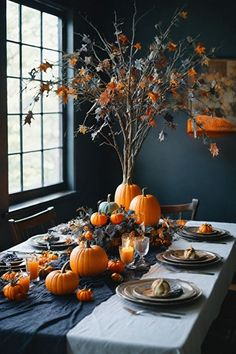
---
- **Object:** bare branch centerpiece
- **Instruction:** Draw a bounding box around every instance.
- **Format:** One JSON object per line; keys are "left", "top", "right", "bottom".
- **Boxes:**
{"left": 25, "top": 6, "right": 227, "bottom": 236}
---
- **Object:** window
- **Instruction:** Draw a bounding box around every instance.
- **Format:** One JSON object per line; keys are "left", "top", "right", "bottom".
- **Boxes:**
{"left": 7, "top": 0, "right": 65, "bottom": 197}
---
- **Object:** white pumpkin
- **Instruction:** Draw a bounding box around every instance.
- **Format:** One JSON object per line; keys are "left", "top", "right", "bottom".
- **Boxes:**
{"left": 151, "top": 278, "right": 170, "bottom": 297}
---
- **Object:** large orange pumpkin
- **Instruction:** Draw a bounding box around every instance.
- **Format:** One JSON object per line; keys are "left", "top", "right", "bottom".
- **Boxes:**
{"left": 114, "top": 183, "right": 141, "bottom": 211}
{"left": 45, "top": 260, "right": 79, "bottom": 295}
{"left": 70, "top": 241, "right": 108, "bottom": 277}
{"left": 129, "top": 188, "right": 161, "bottom": 225}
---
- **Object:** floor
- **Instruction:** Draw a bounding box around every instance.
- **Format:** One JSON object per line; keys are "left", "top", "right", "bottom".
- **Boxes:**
{"left": 202, "top": 290, "right": 236, "bottom": 354}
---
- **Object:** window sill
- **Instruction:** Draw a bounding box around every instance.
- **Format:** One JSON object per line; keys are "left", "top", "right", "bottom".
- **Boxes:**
{"left": 9, "top": 190, "right": 78, "bottom": 214}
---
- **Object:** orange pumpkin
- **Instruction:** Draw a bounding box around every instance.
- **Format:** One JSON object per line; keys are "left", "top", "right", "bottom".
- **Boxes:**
{"left": 70, "top": 241, "right": 108, "bottom": 277}
{"left": 114, "top": 183, "right": 141, "bottom": 211}
{"left": 1, "top": 271, "right": 30, "bottom": 293}
{"left": 129, "top": 187, "right": 161, "bottom": 225}
{"left": 82, "top": 231, "right": 94, "bottom": 240}
{"left": 110, "top": 212, "right": 124, "bottom": 224}
{"left": 90, "top": 212, "right": 108, "bottom": 227}
{"left": 76, "top": 288, "right": 93, "bottom": 302}
{"left": 45, "top": 260, "right": 79, "bottom": 295}
{"left": 108, "top": 259, "right": 125, "bottom": 273}
{"left": 3, "top": 281, "right": 27, "bottom": 301}
{"left": 111, "top": 272, "right": 123, "bottom": 283}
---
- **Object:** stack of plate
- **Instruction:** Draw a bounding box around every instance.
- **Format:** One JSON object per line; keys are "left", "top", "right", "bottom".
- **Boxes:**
{"left": 29, "top": 234, "right": 77, "bottom": 250}
{"left": 116, "top": 278, "right": 202, "bottom": 306}
{"left": 156, "top": 249, "right": 221, "bottom": 268}
{"left": 0, "top": 253, "right": 26, "bottom": 272}
{"left": 177, "top": 226, "right": 230, "bottom": 242}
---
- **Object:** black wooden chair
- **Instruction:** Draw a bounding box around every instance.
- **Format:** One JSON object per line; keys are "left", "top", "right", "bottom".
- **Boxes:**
{"left": 9, "top": 206, "right": 57, "bottom": 245}
{"left": 160, "top": 198, "right": 199, "bottom": 220}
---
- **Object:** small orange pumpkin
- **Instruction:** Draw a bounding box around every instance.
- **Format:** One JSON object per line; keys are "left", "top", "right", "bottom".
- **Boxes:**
{"left": 45, "top": 260, "right": 79, "bottom": 295}
{"left": 90, "top": 212, "right": 108, "bottom": 227}
{"left": 107, "top": 259, "right": 125, "bottom": 273}
{"left": 114, "top": 183, "right": 141, "bottom": 211}
{"left": 129, "top": 187, "right": 161, "bottom": 225}
{"left": 110, "top": 212, "right": 124, "bottom": 225}
{"left": 76, "top": 288, "right": 93, "bottom": 302}
{"left": 1, "top": 271, "right": 30, "bottom": 294}
{"left": 3, "top": 281, "right": 27, "bottom": 301}
{"left": 111, "top": 273, "right": 123, "bottom": 283}
{"left": 1, "top": 271, "right": 17, "bottom": 282}
{"left": 70, "top": 241, "right": 108, "bottom": 277}
{"left": 82, "top": 231, "right": 94, "bottom": 240}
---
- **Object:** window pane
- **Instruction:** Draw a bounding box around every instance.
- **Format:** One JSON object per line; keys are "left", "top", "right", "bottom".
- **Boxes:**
{"left": 43, "top": 92, "right": 60, "bottom": 113}
{"left": 44, "top": 149, "right": 63, "bottom": 186}
{"left": 8, "top": 154, "right": 21, "bottom": 193}
{"left": 43, "top": 13, "right": 60, "bottom": 50}
{"left": 42, "top": 49, "right": 60, "bottom": 81}
{"left": 23, "top": 115, "right": 41, "bottom": 152}
{"left": 7, "top": 78, "right": 20, "bottom": 113}
{"left": 7, "top": 42, "right": 20, "bottom": 77}
{"left": 22, "top": 5, "right": 41, "bottom": 46}
{"left": 22, "top": 45, "right": 40, "bottom": 78}
{"left": 23, "top": 152, "right": 42, "bottom": 190}
{"left": 7, "top": 1, "right": 19, "bottom": 42}
{"left": 8, "top": 115, "right": 21, "bottom": 153}
{"left": 43, "top": 114, "right": 62, "bottom": 149}
{"left": 22, "top": 80, "right": 41, "bottom": 114}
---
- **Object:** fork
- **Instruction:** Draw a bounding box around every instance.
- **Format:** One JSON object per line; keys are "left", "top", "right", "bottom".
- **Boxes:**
{"left": 123, "top": 307, "right": 184, "bottom": 319}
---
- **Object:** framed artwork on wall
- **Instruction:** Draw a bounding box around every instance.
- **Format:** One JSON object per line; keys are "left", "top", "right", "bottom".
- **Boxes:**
{"left": 187, "top": 58, "right": 236, "bottom": 136}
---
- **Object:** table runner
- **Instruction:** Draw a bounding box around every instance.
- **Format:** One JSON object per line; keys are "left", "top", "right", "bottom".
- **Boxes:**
{"left": 67, "top": 221, "right": 236, "bottom": 354}
{"left": 0, "top": 240, "right": 159, "bottom": 354}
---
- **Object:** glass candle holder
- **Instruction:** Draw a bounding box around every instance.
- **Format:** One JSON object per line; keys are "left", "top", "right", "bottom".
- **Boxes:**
{"left": 26, "top": 254, "right": 39, "bottom": 281}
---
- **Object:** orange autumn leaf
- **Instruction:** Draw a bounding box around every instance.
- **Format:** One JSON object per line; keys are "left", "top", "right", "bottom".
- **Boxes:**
{"left": 147, "top": 91, "right": 159, "bottom": 102}
{"left": 148, "top": 118, "right": 157, "bottom": 127}
{"left": 134, "top": 42, "right": 142, "bottom": 50}
{"left": 167, "top": 42, "right": 177, "bottom": 52}
{"left": 118, "top": 33, "right": 129, "bottom": 45}
{"left": 179, "top": 11, "right": 188, "bottom": 19}
{"left": 40, "top": 83, "right": 50, "bottom": 94}
{"left": 107, "top": 81, "right": 117, "bottom": 91}
{"left": 99, "top": 90, "right": 110, "bottom": 106}
{"left": 38, "top": 61, "right": 53, "bottom": 72}
{"left": 24, "top": 111, "right": 34, "bottom": 125}
{"left": 188, "top": 67, "right": 197, "bottom": 77}
{"left": 195, "top": 43, "right": 206, "bottom": 55}
{"left": 209, "top": 143, "right": 219, "bottom": 157}
{"left": 56, "top": 86, "right": 76, "bottom": 104}
{"left": 70, "top": 57, "right": 78, "bottom": 66}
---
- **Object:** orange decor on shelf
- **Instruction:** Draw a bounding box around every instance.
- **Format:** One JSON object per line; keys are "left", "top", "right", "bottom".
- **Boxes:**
{"left": 187, "top": 115, "right": 236, "bottom": 137}
{"left": 70, "top": 241, "right": 108, "bottom": 277}
{"left": 129, "top": 188, "right": 161, "bottom": 226}
{"left": 114, "top": 183, "right": 141, "bottom": 211}
{"left": 45, "top": 261, "right": 79, "bottom": 295}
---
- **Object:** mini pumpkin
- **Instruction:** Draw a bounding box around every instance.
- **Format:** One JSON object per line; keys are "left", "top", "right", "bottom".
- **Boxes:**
{"left": 111, "top": 273, "right": 123, "bottom": 283}
{"left": 70, "top": 241, "right": 108, "bottom": 277}
{"left": 129, "top": 187, "right": 161, "bottom": 225}
{"left": 45, "top": 260, "right": 79, "bottom": 295}
{"left": 107, "top": 259, "right": 125, "bottom": 273}
{"left": 90, "top": 212, "right": 108, "bottom": 227}
{"left": 3, "top": 281, "right": 27, "bottom": 301}
{"left": 82, "top": 231, "right": 94, "bottom": 241}
{"left": 110, "top": 212, "right": 124, "bottom": 225}
{"left": 98, "top": 194, "right": 119, "bottom": 215}
{"left": 76, "top": 287, "right": 93, "bottom": 302}
{"left": 1, "top": 271, "right": 30, "bottom": 294}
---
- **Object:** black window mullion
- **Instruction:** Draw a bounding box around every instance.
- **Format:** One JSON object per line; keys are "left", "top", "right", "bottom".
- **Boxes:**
{"left": 19, "top": 3, "right": 23, "bottom": 192}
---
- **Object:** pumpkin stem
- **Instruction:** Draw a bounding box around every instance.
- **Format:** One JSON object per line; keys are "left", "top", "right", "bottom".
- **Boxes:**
{"left": 61, "top": 260, "right": 70, "bottom": 273}
{"left": 107, "top": 194, "right": 111, "bottom": 202}
{"left": 142, "top": 187, "right": 147, "bottom": 196}
{"left": 85, "top": 240, "right": 91, "bottom": 249}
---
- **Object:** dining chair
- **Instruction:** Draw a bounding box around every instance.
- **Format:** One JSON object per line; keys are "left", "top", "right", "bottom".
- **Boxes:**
{"left": 160, "top": 198, "right": 199, "bottom": 220}
{"left": 9, "top": 206, "right": 57, "bottom": 245}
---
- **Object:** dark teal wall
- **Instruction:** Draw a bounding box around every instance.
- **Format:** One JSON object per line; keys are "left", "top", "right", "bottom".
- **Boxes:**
{"left": 73, "top": 0, "right": 236, "bottom": 222}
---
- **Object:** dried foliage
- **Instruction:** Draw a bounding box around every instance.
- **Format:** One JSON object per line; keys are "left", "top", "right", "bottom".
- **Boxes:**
{"left": 25, "top": 6, "right": 234, "bottom": 181}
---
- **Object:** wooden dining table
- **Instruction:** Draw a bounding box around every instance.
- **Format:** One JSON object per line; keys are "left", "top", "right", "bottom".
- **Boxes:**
{"left": 1, "top": 220, "right": 236, "bottom": 354}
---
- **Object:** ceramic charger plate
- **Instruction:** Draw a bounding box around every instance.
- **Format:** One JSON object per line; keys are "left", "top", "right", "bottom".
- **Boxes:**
{"left": 177, "top": 226, "right": 230, "bottom": 241}
{"left": 29, "top": 234, "right": 77, "bottom": 249}
{"left": 156, "top": 252, "right": 222, "bottom": 268}
{"left": 162, "top": 249, "right": 217, "bottom": 264}
{"left": 116, "top": 278, "right": 202, "bottom": 306}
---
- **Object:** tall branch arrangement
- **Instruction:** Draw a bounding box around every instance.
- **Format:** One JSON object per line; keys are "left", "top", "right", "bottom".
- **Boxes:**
{"left": 26, "top": 8, "right": 230, "bottom": 183}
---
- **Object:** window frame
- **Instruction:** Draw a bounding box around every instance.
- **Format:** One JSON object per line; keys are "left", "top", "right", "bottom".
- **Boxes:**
{"left": 3, "top": 0, "right": 75, "bottom": 206}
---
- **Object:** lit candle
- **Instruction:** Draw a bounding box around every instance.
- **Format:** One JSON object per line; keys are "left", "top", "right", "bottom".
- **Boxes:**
{"left": 120, "top": 246, "right": 134, "bottom": 265}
